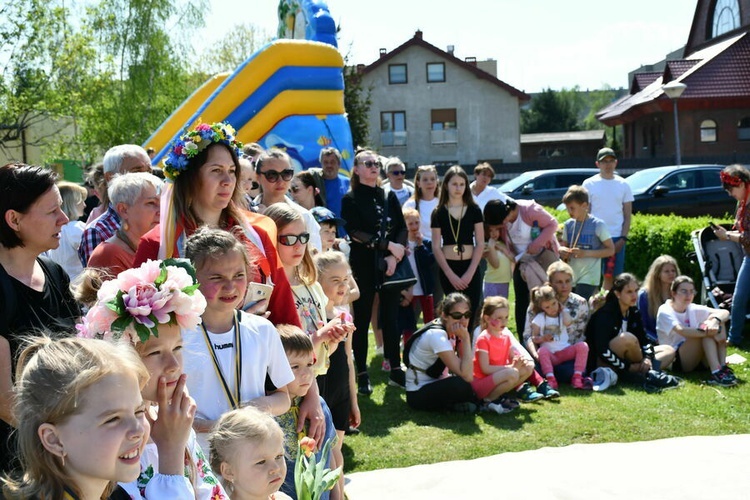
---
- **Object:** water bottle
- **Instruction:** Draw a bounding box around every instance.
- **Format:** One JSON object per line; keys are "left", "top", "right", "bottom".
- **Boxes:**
{"left": 530, "top": 221, "right": 541, "bottom": 240}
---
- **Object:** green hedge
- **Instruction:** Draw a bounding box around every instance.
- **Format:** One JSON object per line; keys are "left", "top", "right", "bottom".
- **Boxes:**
{"left": 549, "top": 208, "right": 734, "bottom": 286}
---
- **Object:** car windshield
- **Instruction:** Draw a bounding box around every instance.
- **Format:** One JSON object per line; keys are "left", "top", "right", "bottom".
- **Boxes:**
{"left": 625, "top": 167, "right": 674, "bottom": 194}
{"left": 497, "top": 171, "right": 542, "bottom": 193}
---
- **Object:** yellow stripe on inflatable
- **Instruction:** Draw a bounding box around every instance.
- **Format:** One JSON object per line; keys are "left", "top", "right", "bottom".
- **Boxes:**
{"left": 235, "top": 90, "right": 345, "bottom": 144}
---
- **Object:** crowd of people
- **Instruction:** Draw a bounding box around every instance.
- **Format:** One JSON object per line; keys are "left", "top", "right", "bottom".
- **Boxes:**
{"left": 0, "top": 129, "right": 748, "bottom": 500}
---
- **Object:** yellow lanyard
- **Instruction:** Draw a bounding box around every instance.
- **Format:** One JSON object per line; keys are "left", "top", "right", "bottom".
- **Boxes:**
{"left": 200, "top": 311, "right": 242, "bottom": 409}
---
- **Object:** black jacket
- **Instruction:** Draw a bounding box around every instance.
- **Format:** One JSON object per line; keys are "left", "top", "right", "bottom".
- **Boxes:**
{"left": 585, "top": 299, "right": 654, "bottom": 373}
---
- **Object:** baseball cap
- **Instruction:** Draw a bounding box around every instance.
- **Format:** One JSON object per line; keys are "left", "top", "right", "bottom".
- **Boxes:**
{"left": 311, "top": 206, "right": 345, "bottom": 226}
{"left": 596, "top": 147, "right": 617, "bottom": 162}
{"left": 591, "top": 367, "right": 618, "bottom": 392}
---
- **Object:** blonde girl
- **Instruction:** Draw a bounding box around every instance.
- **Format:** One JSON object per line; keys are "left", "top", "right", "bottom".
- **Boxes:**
{"left": 314, "top": 251, "right": 360, "bottom": 500}
{"left": 77, "top": 259, "right": 228, "bottom": 499}
{"left": 2, "top": 336, "right": 149, "bottom": 500}
{"left": 404, "top": 165, "right": 440, "bottom": 244}
{"left": 431, "top": 166, "right": 484, "bottom": 325}
{"left": 472, "top": 297, "right": 531, "bottom": 414}
{"left": 209, "top": 408, "right": 289, "bottom": 500}
{"left": 530, "top": 285, "right": 590, "bottom": 390}
{"left": 264, "top": 203, "right": 352, "bottom": 377}
{"left": 639, "top": 255, "right": 680, "bottom": 342}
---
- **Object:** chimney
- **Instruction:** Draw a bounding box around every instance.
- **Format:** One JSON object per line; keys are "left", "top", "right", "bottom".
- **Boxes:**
{"left": 447, "top": 45, "right": 455, "bottom": 55}
{"left": 465, "top": 56, "right": 477, "bottom": 66}
{"left": 379, "top": 48, "right": 387, "bottom": 58}
{"left": 414, "top": 30, "right": 423, "bottom": 40}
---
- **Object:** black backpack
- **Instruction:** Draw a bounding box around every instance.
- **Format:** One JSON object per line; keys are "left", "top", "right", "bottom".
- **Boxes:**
{"left": 403, "top": 320, "right": 447, "bottom": 380}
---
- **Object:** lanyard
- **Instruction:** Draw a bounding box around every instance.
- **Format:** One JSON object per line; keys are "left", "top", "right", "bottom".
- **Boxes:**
{"left": 200, "top": 310, "right": 242, "bottom": 410}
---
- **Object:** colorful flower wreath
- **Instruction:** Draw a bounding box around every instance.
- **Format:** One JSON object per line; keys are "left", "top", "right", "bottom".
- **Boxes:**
{"left": 77, "top": 259, "right": 207, "bottom": 343}
{"left": 720, "top": 170, "right": 744, "bottom": 187}
{"left": 162, "top": 122, "right": 243, "bottom": 181}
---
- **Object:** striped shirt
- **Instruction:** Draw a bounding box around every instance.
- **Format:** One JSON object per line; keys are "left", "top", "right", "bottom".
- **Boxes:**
{"left": 78, "top": 205, "right": 121, "bottom": 266}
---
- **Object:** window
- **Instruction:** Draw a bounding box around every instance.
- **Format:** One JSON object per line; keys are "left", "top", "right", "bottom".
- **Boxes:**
{"left": 381, "top": 111, "right": 406, "bottom": 146}
{"left": 431, "top": 109, "right": 457, "bottom": 144}
{"left": 388, "top": 64, "right": 407, "bottom": 84}
{"left": 739, "top": 117, "right": 750, "bottom": 141}
{"left": 426, "top": 63, "right": 445, "bottom": 82}
{"left": 659, "top": 171, "right": 700, "bottom": 191}
{"left": 700, "top": 119, "right": 717, "bottom": 142}
{"left": 712, "top": 0, "right": 740, "bottom": 38}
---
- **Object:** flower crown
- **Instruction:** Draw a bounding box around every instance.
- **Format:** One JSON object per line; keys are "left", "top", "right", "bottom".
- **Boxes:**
{"left": 162, "top": 122, "right": 243, "bottom": 181}
{"left": 77, "top": 259, "right": 207, "bottom": 343}
{"left": 720, "top": 170, "right": 744, "bottom": 187}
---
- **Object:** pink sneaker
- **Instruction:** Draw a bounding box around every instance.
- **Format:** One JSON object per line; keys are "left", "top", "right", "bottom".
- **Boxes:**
{"left": 572, "top": 374, "right": 593, "bottom": 390}
{"left": 381, "top": 360, "right": 391, "bottom": 372}
{"left": 546, "top": 376, "right": 558, "bottom": 390}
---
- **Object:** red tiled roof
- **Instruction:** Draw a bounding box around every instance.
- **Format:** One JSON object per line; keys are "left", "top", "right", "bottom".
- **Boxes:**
{"left": 631, "top": 72, "right": 661, "bottom": 93}
{"left": 664, "top": 60, "right": 699, "bottom": 81}
{"left": 361, "top": 31, "right": 530, "bottom": 101}
{"left": 681, "top": 34, "right": 750, "bottom": 98}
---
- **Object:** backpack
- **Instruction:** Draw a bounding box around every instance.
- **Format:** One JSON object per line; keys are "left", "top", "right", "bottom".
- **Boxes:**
{"left": 403, "top": 319, "right": 447, "bottom": 381}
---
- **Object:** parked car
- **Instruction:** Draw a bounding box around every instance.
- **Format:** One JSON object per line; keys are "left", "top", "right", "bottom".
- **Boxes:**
{"left": 625, "top": 164, "right": 735, "bottom": 218}
{"left": 497, "top": 168, "right": 600, "bottom": 207}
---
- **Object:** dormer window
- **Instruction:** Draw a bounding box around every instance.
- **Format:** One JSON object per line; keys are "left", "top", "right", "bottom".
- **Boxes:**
{"left": 711, "top": 0, "right": 740, "bottom": 38}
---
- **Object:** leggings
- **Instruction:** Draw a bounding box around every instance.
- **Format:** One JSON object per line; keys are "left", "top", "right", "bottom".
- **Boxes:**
{"left": 406, "top": 376, "right": 477, "bottom": 411}
{"left": 439, "top": 259, "right": 483, "bottom": 327}
{"left": 538, "top": 342, "right": 589, "bottom": 378}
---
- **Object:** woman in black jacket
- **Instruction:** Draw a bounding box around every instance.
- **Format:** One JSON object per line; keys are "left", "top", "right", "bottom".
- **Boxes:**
{"left": 586, "top": 273, "right": 678, "bottom": 389}
{"left": 342, "top": 150, "right": 407, "bottom": 394}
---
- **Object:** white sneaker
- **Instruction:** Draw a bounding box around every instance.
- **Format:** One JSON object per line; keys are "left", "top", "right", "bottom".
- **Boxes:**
{"left": 487, "top": 402, "right": 511, "bottom": 415}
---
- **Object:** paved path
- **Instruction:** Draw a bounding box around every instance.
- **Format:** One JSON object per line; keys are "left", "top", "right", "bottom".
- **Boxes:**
{"left": 346, "top": 434, "right": 750, "bottom": 499}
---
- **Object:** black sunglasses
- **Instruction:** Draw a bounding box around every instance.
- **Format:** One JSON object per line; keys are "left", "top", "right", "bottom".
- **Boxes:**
{"left": 389, "top": 170, "right": 406, "bottom": 176}
{"left": 278, "top": 232, "right": 310, "bottom": 246}
{"left": 360, "top": 160, "right": 382, "bottom": 169}
{"left": 259, "top": 169, "right": 294, "bottom": 183}
{"left": 447, "top": 311, "right": 473, "bottom": 320}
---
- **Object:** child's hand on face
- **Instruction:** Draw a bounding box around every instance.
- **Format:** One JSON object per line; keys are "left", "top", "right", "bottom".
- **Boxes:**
{"left": 149, "top": 374, "right": 196, "bottom": 467}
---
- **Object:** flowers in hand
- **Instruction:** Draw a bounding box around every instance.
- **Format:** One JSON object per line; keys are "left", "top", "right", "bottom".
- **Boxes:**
{"left": 294, "top": 436, "right": 341, "bottom": 500}
{"left": 162, "top": 121, "right": 243, "bottom": 180}
{"left": 77, "top": 259, "right": 207, "bottom": 343}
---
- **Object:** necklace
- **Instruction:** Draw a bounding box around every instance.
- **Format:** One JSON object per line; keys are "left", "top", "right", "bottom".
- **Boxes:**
{"left": 447, "top": 204, "right": 465, "bottom": 254}
{"left": 570, "top": 218, "right": 585, "bottom": 250}
{"left": 116, "top": 227, "right": 138, "bottom": 252}
{"left": 200, "top": 310, "right": 242, "bottom": 409}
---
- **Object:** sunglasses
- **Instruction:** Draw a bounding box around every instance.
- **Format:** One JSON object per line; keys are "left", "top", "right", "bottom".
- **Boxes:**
{"left": 259, "top": 169, "right": 294, "bottom": 183}
{"left": 447, "top": 311, "right": 473, "bottom": 320}
{"left": 278, "top": 232, "right": 310, "bottom": 246}
{"left": 360, "top": 160, "right": 382, "bottom": 169}
{"left": 389, "top": 170, "right": 406, "bottom": 176}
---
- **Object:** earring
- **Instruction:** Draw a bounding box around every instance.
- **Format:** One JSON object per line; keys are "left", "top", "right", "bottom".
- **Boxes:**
{"left": 123, "top": 221, "right": 130, "bottom": 232}
{"left": 60, "top": 449, "right": 65, "bottom": 467}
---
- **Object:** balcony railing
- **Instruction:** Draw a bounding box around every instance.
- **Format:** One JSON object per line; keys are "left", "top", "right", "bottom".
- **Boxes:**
{"left": 431, "top": 128, "right": 457, "bottom": 145}
{"left": 381, "top": 131, "right": 407, "bottom": 147}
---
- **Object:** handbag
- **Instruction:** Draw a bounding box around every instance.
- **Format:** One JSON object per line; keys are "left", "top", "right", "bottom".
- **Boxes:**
{"left": 379, "top": 190, "right": 417, "bottom": 291}
{"left": 381, "top": 258, "right": 417, "bottom": 291}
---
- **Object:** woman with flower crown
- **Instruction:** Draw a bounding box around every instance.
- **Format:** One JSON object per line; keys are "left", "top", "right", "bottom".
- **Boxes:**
{"left": 713, "top": 164, "right": 750, "bottom": 347}
{"left": 132, "top": 122, "right": 301, "bottom": 328}
{"left": 77, "top": 259, "right": 228, "bottom": 499}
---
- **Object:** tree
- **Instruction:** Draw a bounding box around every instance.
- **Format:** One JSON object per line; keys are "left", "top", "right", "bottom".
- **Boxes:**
{"left": 195, "top": 23, "right": 271, "bottom": 76}
{"left": 343, "top": 65, "right": 371, "bottom": 149}
{"left": 521, "top": 87, "right": 582, "bottom": 134}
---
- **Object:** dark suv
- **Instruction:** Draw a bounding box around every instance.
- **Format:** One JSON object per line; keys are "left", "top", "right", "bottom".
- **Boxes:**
{"left": 497, "top": 168, "right": 599, "bottom": 207}
{"left": 625, "top": 165, "right": 735, "bottom": 218}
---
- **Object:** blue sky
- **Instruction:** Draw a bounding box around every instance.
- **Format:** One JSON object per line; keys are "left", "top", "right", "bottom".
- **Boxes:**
{"left": 204, "top": 0, "right": 697, "bottom": 92}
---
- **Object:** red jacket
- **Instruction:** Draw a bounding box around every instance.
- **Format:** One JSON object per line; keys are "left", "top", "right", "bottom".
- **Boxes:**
{"left": 134, "top": 222, "right": 301, "bottom": 328}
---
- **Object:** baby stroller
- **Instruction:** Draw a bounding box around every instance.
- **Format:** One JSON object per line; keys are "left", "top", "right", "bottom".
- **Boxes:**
{"left": 689, "top": 223, "right": 746, "bottom": 315}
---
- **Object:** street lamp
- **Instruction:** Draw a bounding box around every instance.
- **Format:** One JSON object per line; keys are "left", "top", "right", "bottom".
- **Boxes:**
{"left": 663, "top": 81, "right": 687, "bottom": 165}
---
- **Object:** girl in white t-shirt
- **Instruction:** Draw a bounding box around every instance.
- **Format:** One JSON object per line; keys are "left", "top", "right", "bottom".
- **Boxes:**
{"left": 182, "top": 228, "right": 296, "bottom": 451}
{"left": 656, "top": 276, "right": 736, "bottom": 386}
{"left": 530, "top": 285, "right": 591, "bottom": 390}
{"left": 403, "top": 165, "right": 440, "bottom": 241}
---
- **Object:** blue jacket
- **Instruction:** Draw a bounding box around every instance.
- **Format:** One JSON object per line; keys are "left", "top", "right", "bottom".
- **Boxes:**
{"left": 412, "top": 238, "right": 435, "bottom": 295}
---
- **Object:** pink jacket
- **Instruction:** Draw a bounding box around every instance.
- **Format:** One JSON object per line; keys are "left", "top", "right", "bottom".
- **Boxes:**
{"left": 504, "top": 199, "right": 560, "bottom": 256}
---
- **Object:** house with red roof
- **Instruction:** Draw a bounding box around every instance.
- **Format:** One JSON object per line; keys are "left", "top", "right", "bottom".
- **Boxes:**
{"left": 357, "top": 30, "right": 530, "bottom": 168}
{"left": 597, "top": 0, "right": 750, "bottom": 162}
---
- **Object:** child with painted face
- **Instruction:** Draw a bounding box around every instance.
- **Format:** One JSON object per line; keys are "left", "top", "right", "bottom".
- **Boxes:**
{"left": 77, "top": 259, "right": 227, "bottom": 499}
{"left": 1, "top": 337, "right": 149, "bottom": 500}
{"left": 181, "top": 228, "right": 300, "bottom": 448}
{"left": 530, "top": 285, "right": 592, "bottom": 390}
{"left": 209, "top": 407, "right": 291, "bottom": 500}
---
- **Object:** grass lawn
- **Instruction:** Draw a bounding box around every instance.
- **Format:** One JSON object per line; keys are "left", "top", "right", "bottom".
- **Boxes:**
{"left": 341, "top": 287, "right": 750, "bottom": 473}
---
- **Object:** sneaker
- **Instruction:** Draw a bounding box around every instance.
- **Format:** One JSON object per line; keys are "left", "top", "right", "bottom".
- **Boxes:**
{"left": 646, "top": 370, "right": 683, "bottom": 390}
{"left": 536, "top": 381, "right": 560, "bottom": 399}
{"left": 516, "top": 382, "right": 544, "bottom": 403}
{"left": 497, "top": 395, "right": 521, "bottom": 410}
{"left": 571, "top": 374, "right": 593, "bottom": 390}
{"left": 358, "top": 373, "right": 373, "bottom": 396}
{"left": 486, "top": 402, "right": 513, "bottom": 415}
{"left": 708, "top": 370, "right": 738, "bottom": 387}
{"left": 451, "top": 402, "right": 478, "bottom": 414}
{"left": 381, "top": 360, "right": 392, "bottom": 372}
{"left": 546, "top": 376, "right": 559, "bottom": 390}
{"left": 388, "top": 368, "right": 406, "bottom": 389}
{"left": 345, "top": 426, "right": 361, "bottom": 436}
{"left": 721, "top": 365, "right": 737, "bottom": 383}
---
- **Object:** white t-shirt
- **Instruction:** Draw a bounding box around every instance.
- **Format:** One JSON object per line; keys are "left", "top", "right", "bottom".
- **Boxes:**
{"left": 183, "top": 312, "right": 294, "bottom": 449}
{"left": 406, "top": 328, "right": 454, "bottom": 391}
{"left": 532, "top": 312, "right": 570, "bottom": 353}
{"left": 582, "top": 174, "right": 634, "bottom": 238}
{"left": 508, "top": 216, "right": 533, "bottom": 255}
{"left": 404, "top": 197, "right": 439, "bottom": 242}
{"left": 44, "top": 220, "right": 85, "bottom": 281}
{"left": 471, "top": 184, "right": 508, "bottom": 213}
{"left": 387, "top": 185, "right": 414, "bottom": 206}
{"left": 656, "top": 302, "right": 712, "bottom": 348}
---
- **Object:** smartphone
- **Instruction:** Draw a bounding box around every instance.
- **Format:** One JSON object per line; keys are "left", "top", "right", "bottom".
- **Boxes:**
{"left": 709, "top": 221, "right": 721, "bottom": 229}
{"left": 243, "top": 282, "right": 274, "bottom": 313}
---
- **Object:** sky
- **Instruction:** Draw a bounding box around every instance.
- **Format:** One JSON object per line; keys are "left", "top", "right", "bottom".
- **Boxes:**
{"left": 203, "top": 0, "right": 698, "bottom": 93}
